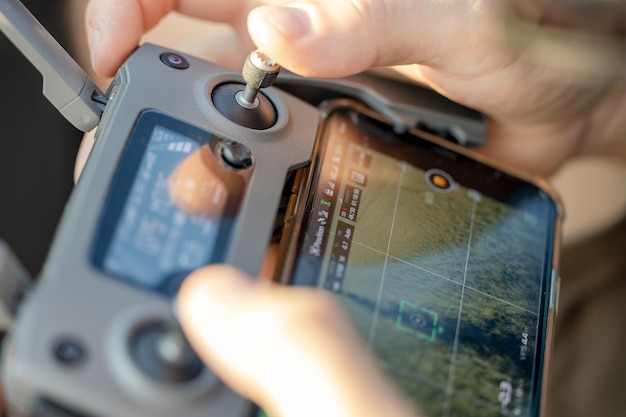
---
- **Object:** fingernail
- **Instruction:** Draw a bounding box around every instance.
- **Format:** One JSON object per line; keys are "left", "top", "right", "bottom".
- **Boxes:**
{"left": 254, "top": 5, "right": 312, "bottom": 39}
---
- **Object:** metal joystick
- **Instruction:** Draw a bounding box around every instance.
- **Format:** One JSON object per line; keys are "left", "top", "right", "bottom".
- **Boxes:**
{"left": 236, "top": 50, "right": 281, "bottom": 109}
{"left": 211, "top": 50, "right": 281, "bottom": 130}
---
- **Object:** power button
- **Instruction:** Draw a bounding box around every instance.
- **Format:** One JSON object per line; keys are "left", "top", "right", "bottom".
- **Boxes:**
{"left": 160, "top": 52, "right": 189, "bottom": 70}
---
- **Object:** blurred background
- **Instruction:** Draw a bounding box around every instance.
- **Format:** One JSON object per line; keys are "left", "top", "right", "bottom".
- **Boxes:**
{"left": 0, "top": 0, "right": 82, "bottom": 276}
{"left": 0, "top": 0, "right": 625, "bottom": 416}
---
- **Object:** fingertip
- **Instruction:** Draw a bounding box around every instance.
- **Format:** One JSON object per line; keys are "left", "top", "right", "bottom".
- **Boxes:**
{"left": 85, "top": 0, "right": 145, "bottom": 77}
{"left": 176, "top": 265, "right": 256, "bottom": 338}
{"left": 90, "top": 42, "right": 130, "bottom": 79}
{"left": 247, "top": 4, "right": 377, "bottom": 77}
{"left": 178, "top": 265, "right": 252, "bottom": 313}
{"left": 248, "top": 5, "right": 311, "bottom": 41}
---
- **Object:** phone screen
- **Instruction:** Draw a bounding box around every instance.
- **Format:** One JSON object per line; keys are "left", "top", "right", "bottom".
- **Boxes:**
{"left": 290, "top": 107, "right": 559, "bottom": 417}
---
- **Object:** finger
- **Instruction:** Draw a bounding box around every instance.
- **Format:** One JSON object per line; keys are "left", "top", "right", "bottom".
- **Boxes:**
{"left": 86, "top": 0, "right": 158, "bottom": 77}
{"left": 86, "top": 0, "right": 256, "bottom": 77}
{"left": 177, "top": 265, "right": 418, "bottom": 417}
{"left": 74, "top": 129, "right": 96, "bottom": 184}
{"left": 247, "top": 0, "right": 510, "bottom": 78}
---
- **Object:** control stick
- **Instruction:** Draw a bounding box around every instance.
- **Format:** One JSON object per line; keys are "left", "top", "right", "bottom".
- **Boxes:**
{"left": 211, "top": 50, "right": 282, "bottom": 130}
{"left": 236, "top": 50, "right": 281, "bottom": 109}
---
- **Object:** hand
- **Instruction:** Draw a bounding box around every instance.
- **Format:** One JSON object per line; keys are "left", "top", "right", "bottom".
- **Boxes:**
{"left": 176, "top": 265, "right": 421, "bottom": 417}
{"left": 85, "top": 0, "right": 625, "bottom": 177}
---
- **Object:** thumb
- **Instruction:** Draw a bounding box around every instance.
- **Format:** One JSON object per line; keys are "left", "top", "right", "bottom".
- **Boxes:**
{"left": 246, "top": 1, "right": 506, "bottom": 78}
{"left": 176, "top": 264, "right": 418, "bottom": 417}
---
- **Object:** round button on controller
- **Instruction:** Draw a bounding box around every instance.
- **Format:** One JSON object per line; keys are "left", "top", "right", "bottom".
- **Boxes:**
{"left": 160, "top": 52, "right": 189, "bottom": 70}
{"left": 130, "top": 321, "right": 204, "bottom": 383}
{"left": 53, "top": 338, "right": 86, "bottom": 366}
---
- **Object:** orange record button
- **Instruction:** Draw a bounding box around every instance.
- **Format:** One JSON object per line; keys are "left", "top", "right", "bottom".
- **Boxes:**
{"left": 425, "top": 168, "right": 456, "bottom": 193}
{"left": 431, "top": 174, "right": 449, "bottom": 189}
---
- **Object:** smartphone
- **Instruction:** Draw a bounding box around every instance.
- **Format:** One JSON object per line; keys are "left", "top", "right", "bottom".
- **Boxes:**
{"left": 277, "top": 100, "right": 562, "bottom": 417}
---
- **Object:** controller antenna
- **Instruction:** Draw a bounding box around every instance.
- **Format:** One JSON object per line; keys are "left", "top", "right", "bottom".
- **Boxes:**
{"left": 236, "top": 50, "right": 281, "bottom": 109}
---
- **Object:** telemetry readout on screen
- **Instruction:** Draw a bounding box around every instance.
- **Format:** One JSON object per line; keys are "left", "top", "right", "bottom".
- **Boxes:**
{"left": 93, "top": 116, "right": 225, "bottom": 297}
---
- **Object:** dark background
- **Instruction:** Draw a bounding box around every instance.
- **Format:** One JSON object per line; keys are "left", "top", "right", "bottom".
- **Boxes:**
{"left": 0, "top": 0, "right": 82, "bottom": 276}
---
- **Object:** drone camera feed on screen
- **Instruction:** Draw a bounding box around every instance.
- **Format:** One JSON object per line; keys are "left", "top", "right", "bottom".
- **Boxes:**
{"left": 288, "top": 107, "right": 559, "bottom": 417}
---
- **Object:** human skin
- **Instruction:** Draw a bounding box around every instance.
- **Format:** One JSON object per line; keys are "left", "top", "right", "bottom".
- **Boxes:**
{"left": 84, "top": 0, "right": 626, "bottom": 178}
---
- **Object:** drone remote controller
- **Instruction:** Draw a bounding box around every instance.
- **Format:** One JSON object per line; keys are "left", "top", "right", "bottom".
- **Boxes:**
{"left": 0, "top": 1, "right": 501, "bottom": 417}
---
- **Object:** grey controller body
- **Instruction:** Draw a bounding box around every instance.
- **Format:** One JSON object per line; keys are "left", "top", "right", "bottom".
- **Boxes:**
{"left": 1, "top": 44, "right": 321, "bottom": 417}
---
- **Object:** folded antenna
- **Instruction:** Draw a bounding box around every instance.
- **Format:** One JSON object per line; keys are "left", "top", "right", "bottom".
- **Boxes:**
{"left": 0, "top": 0, "right": 106, "bottom": 132}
